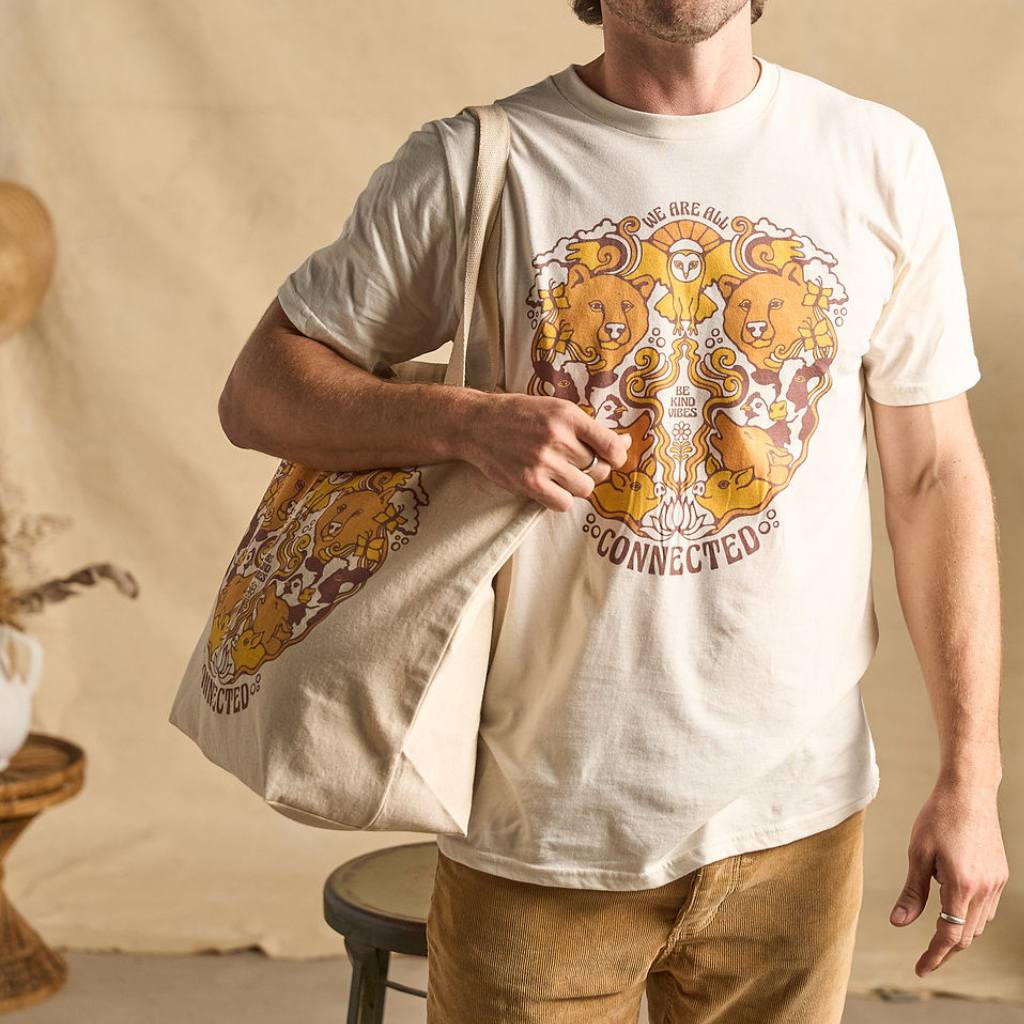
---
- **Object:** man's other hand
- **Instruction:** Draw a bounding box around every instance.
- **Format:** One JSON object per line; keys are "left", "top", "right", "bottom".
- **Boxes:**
{"left": 889, "top": 781, "right": 1009, "bottom": 976}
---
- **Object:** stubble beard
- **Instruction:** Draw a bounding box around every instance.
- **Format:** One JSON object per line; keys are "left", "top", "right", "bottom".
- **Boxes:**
{"left": 603, "top": 0, "right": 751, "bottom": 45}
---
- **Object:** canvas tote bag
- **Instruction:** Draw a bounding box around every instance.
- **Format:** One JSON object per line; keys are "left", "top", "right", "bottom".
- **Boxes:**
{"left": 169, "top": 103, "right": 546, "bottom": 836}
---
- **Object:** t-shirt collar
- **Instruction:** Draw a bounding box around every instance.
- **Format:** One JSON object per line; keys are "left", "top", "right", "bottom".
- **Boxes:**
{"left": 550, "top": 55, "right": 780, "bottom": 140}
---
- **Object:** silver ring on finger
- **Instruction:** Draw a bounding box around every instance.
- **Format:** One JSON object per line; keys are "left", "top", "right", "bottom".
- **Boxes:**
{"left": 939, "top": 911, "right": 968, "bottom": 926}
{"left": 581, "top": 450, "right": 599, "bottom": 474}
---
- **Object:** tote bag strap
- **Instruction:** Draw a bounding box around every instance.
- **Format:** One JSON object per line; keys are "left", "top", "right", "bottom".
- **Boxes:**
{"left": 442, "top": 103, "right": 511, "bottom": 390}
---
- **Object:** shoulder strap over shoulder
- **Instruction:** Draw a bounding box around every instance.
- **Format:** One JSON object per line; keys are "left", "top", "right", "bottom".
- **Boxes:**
{"left": 443, "top": 103, "right": 510, "bottom": 390}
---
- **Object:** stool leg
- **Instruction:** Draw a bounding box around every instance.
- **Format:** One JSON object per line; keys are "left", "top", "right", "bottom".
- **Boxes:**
{"left": 344, "top": 937, "right": 389, "bottom": 1024}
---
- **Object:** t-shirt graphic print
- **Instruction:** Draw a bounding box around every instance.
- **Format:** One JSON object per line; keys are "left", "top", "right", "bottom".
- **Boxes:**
{"left": 525, "top": 211, "right": 846, "bottom": 569}
{"left": 276, "top": 54, "right": 982, "bottom": 890}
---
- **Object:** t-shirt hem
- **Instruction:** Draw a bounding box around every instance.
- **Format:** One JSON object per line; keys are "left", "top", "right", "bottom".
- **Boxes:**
{"left": 435, "top": 776, "right": 881, "bottom": 892}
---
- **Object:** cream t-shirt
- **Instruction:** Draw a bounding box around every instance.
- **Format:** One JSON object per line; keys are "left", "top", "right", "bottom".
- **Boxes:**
{"left": 277, "top": 55, "right": 982, "bottom": 889}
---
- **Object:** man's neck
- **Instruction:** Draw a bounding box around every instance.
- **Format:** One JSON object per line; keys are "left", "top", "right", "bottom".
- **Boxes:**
{"left": 574, "top": 11, "right": 758, "bottom": 118}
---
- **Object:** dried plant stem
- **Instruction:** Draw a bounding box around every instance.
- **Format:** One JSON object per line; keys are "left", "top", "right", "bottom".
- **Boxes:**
{"left": 10, "top": 563, "right": 140, "bottom": 615}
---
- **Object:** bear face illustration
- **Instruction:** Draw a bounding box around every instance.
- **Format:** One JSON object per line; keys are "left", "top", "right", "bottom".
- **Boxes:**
{"left": 312, "top": 490, "right": 387, "bottom": 564}
{"left": 560, "top": 264, "right": 655, "bottom": 376}
{"left": 717, "top": 260, "right": 815, "bottom": 375}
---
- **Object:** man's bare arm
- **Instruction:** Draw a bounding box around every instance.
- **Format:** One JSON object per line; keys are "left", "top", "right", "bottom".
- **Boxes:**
{"left": 218, "top": 298, "right": 630, "bottom": 511}
{"left": 869, "top": 391, "right": 1008, "bottom": 976}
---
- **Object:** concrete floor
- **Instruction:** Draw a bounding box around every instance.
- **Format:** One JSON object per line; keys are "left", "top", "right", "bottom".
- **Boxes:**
{"left": 4, "top": 952, "right": 1023, "bottom": 1023}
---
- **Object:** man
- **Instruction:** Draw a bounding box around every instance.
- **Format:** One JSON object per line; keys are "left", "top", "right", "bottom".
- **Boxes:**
{"left": 218, "top": 1, "right": 1008, "bottom": 1019}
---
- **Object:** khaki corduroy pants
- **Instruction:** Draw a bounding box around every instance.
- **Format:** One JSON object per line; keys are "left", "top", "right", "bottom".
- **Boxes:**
{"left": 426, "top": 807, "right": 866, "bottom": 1023}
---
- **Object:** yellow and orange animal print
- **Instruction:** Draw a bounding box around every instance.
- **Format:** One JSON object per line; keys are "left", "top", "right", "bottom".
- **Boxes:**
{"left": 204, "top": 464, "right": 428, "bottom": 690}
{"left": 526, "top": 212, "right": 846, "bottom": 543}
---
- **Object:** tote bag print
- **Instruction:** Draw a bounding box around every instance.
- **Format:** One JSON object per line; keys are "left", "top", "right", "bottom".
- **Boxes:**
{"left": 527, "top": 210, "right": 845, "bottom": 569}
{"left": 203, "top": 462, "right": 428, "bottom": 715}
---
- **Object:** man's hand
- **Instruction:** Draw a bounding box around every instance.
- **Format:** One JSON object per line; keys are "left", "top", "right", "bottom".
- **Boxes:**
{"left": 890, "top": 781, "right": 1009, "bottom": 976}
{"left": 459, "top": 392, "right": 631, "bottom": 511}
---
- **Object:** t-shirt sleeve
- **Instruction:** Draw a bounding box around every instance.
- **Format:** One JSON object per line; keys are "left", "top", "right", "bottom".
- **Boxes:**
{"left": 276, "top": 121, "right": 461, "bottom": 376}
{"left": 861, "top": 125, "right": 981, "bottom": 406}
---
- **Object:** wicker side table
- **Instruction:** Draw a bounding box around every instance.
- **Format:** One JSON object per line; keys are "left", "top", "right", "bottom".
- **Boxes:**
{"left": 0, "top": 733, "right": 85, "bottom": 1014}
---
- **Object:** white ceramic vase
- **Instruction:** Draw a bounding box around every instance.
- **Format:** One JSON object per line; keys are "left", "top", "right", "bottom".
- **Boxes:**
{"left": 0, "top": 623, "right": 43, "bottom": 772}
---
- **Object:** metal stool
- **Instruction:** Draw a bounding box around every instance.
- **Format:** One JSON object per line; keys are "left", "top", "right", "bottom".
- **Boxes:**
{"left": 323, "top": 841, "right": 437, "bottom": 1024}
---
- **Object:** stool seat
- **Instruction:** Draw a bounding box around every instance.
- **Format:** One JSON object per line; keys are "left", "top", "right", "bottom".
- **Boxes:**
{"left": 323, "top": 841, "right": 437, "bottom": 957}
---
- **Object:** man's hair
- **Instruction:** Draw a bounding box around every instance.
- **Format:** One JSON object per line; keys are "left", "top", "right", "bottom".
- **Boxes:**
{"left": 571, "top": 0, "right": 767, "bottom": 25}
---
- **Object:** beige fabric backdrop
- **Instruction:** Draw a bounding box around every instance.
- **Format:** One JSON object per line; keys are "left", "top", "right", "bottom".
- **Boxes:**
{"left": 0, "top": 0, "right": 1020, "bottom": 1000}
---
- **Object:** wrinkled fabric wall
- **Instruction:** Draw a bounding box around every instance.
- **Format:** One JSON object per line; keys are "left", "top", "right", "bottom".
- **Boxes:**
{"left": 0, "top": 0, "right": 1020, "bottom": 1000}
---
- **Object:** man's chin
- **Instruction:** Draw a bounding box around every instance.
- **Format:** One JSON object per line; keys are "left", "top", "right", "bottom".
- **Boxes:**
{"left": 604, "top": 0, "right": 750, "bottom": 46}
